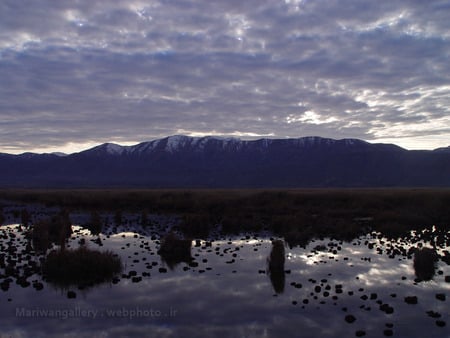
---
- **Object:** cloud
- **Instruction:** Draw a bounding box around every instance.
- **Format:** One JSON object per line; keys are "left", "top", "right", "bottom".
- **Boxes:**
{"left": 0, "top": 0, "right": 449, "bottom": 153}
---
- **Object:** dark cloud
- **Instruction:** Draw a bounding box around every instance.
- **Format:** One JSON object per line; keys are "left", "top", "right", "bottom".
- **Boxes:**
{"left": 0, "top": 0, "right": 449, "bottom": 153}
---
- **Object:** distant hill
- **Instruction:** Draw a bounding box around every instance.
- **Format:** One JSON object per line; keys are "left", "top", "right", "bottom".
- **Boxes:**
{"left": 1, "top": 135, "right": 449, "bottom": 188}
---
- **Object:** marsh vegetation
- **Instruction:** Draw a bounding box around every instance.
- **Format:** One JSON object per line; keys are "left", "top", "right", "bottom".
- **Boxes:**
{"left": 2, "top": 188, "right": 450, "bottom": 245}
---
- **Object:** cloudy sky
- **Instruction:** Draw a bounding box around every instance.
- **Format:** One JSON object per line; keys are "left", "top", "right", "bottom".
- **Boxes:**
{"left": 1, "top": 0, "right": 449, "bottom": 154}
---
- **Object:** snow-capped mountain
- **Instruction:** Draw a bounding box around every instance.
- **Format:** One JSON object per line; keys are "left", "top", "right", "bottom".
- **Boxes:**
{"left": 0, "top": 136, "right": 449, "bottom": 188}
{"left": 74, "top": 135, "right": 383, "bottom": 156}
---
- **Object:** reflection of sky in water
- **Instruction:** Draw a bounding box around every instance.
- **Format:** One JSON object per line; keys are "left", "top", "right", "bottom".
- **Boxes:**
{"left": 0, "top": 211, "right": 448, "bottom": 337}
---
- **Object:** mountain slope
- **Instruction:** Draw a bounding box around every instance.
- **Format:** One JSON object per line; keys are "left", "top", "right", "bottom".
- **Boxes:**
{"left": 0, "top": 136, "right": 449, "bottom": 188}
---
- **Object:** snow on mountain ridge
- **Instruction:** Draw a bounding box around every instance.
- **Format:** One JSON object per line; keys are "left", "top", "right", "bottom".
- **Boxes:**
{"left": 104, "top": 143, "right": 128, "bottom": 155}
{"left": 84, "top": 136, "right": 375, "bottom": 156}
{"left": 165, "top": 135, "right": 192, "bottom": 152}
{"left": 162, "top": 135, "right": 243, "bottom": 152}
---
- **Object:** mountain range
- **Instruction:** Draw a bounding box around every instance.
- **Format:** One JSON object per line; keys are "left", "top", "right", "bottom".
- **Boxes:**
{"left": 1, "top": 135, "right": 449, "bottom": 188}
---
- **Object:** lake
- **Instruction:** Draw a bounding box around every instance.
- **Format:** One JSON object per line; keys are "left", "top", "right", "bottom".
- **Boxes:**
{"left": 0, "top": 205, "right": 448, "bottom": 337}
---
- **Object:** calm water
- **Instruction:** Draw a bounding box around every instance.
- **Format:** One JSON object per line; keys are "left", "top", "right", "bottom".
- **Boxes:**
{"left": 0, "top": 206, "right": 449, "bottom": 337}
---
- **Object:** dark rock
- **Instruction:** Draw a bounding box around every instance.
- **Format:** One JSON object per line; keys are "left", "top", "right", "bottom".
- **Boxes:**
{"left": 1, "top": 281, "right": 10, "bottom": 291}
{"left": 380, "top": 304, "right": 394, "bottom": 314}
{"left": 404, "top": 296, "right": 418, "bottom": 305}
{"left": 435, "top": 293, "right": 446, "bottom": 301}
{"left": 436, "top": 320, "right": 446, "bottom": 327}
{"left": 345, "top": 315, "right": 356, "bottom": 323}
{"left": 383, "top": 329, "right": 393, "bottom": 336}
{"left": 67, "top": 291, "right": 76, "bottom": 299}
{"left": 17, "top": 278, "right": 31, "bottom": 288}
{"left": 355, "top": 330, "right": 366, "bottom": 337}
{"left": 426, "top": 310, "right": 441, "bottom": 318}
{"left": 32, "top": 282, "right": 44, "bottom": 291}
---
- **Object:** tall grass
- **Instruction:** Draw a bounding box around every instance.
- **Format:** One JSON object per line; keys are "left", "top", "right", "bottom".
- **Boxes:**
{"left": 31, "top": 210, "right": 72, "bottom": 252}
{"left": 85, "top": 211, "right": 102, "bottom": 235}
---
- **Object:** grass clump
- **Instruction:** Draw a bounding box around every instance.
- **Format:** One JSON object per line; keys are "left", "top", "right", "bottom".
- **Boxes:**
{"left": 158, "top": 232, "right": 192, "bottom": 269}
{"left": 42, "top": 247, "right": 122, "bottom": 287}
{"left": 413, "top": 247, "right": 438, "bottom": 282}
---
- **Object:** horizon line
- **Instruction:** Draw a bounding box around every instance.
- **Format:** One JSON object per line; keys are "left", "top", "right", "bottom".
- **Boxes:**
{"left": 1, "top": 134, "right": 449, "bottom": 156}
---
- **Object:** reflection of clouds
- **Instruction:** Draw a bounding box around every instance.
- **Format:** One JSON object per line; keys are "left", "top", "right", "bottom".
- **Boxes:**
{"left": 1, "top": 221, "right": 449, "bottom": 337}
{"left": 362, "top": 261, "right": 412, "bottom": 287}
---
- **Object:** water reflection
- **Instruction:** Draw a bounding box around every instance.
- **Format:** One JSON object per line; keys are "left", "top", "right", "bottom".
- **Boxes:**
{"left": 0, "top": 206, "right": 449, "bottom": 338}
{"left": 267, "top": 239, "right": 285, "bottom": 294}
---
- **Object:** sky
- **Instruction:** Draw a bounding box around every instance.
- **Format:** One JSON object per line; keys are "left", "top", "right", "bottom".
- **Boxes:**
{"left": 1, "top": 0, "right": 450, "bottom": 154}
